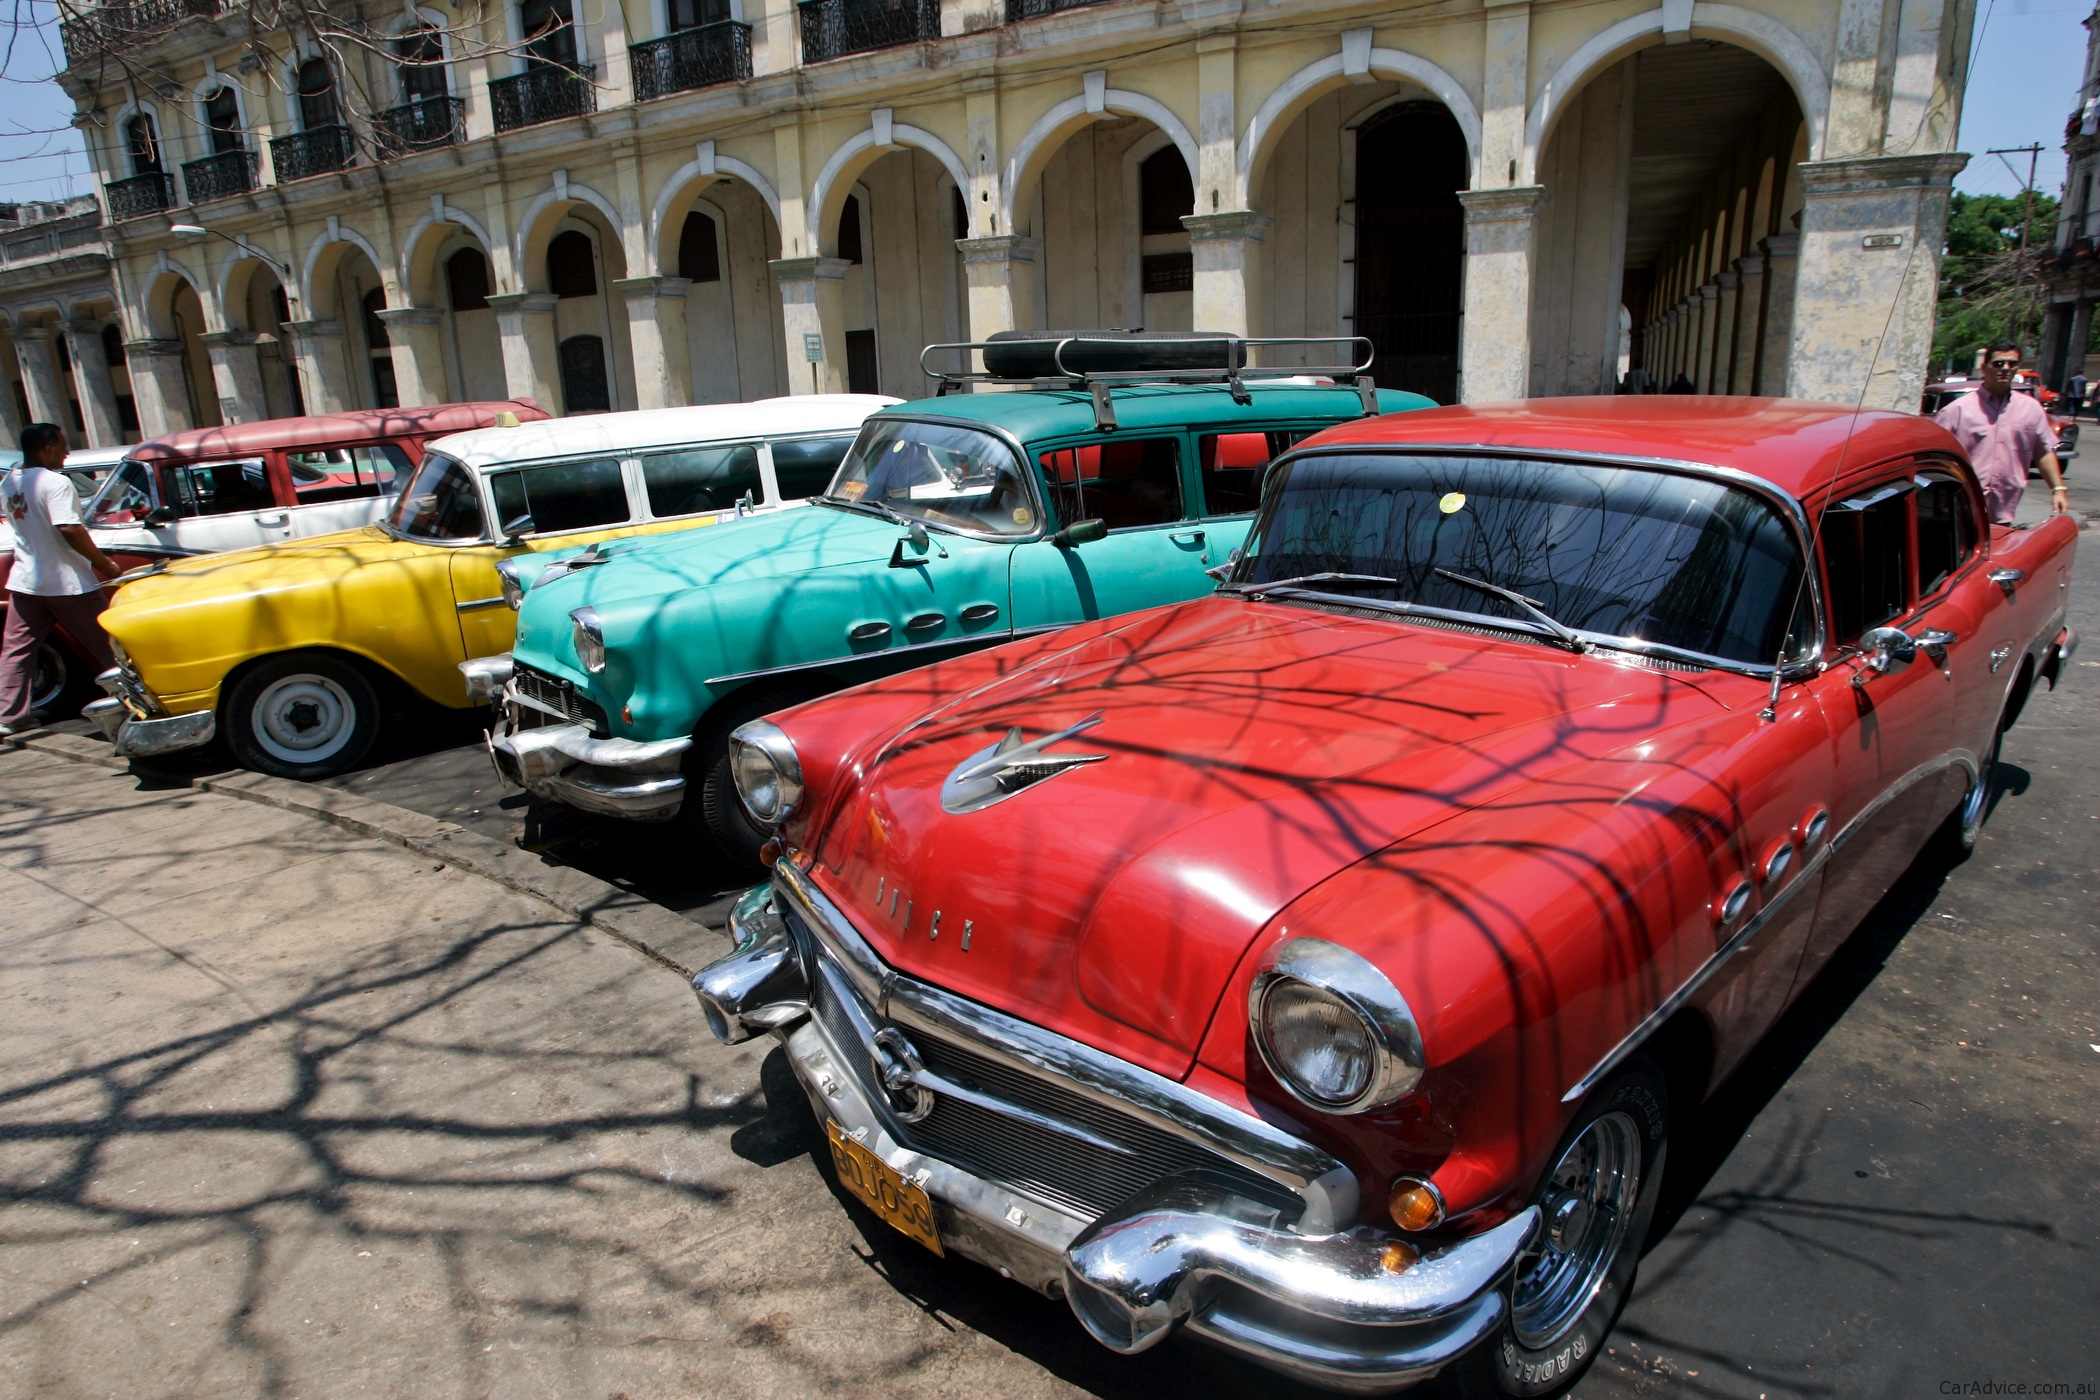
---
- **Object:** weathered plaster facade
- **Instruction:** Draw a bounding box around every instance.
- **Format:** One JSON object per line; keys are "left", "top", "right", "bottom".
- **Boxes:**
{"left": 0, "top": 198, "right": 140, "bottom": 450}
{"left": 54, "top": 0, "right": 1977, "bottom": 434}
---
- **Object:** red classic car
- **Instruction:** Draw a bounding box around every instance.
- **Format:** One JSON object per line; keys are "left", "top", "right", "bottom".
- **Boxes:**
{"left": 692, "top": 398, "right": 2078, "bottom": 1396}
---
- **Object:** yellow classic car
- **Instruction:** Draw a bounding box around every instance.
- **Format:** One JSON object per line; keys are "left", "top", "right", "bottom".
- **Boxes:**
{"left": 90, "top": 396, "right": 895, "bottom": 779}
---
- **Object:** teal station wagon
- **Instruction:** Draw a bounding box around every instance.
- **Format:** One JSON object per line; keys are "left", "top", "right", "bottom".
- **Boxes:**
{"left": 473, "top": 334, "right": 1430, "bottom": 859}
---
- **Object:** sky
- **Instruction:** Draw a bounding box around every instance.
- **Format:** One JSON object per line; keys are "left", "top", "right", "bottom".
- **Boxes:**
{"left": 0, "top": 0, "right": 2089, "bottom": 206}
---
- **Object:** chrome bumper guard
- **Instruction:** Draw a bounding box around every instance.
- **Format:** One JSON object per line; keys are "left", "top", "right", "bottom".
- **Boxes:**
{"left": 459, "top": 653, "right": 515, "bottom": 704}
{"left": 693, "top": 872, "right": 1534, "bottom": 1392}
{"left": 113, "top": 708, "right": 216, "bottom": 758}
{"left": 82, "top": 697, "right": 126, "bottom": 743}
{"left": 486, "top": 713, "right": 690, "bottom": 821}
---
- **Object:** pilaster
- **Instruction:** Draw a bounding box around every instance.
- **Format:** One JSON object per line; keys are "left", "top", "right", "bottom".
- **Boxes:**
{"left": 1456, "top": 186, "right": 1544, "bottom": 402}
{"left": 124, "top": 339, "right": 194, "bottom": 437}
{"left": 485, "top": 293, "right": 561, "bottom": 410}
{"left": 1182, "top": 212, "right": 1270, "bottom": 339}
{"left": 1755, "top": 233, "right": 1799, "bottom": 396}
{"left": 1729, "top": 256, "right": 1765, "bottom": 395}
{"left": 11, "top": 329, "right": 67, "bottom": 427}
{"left": 282, "top": 319, "right": 354, "bottom": 416}
{"left": 62, "top": 321, "right": 125, "bottom": 446}
{"left": 614, "top": 276, "right": 695, "bottom": 410}
{"left": 771, "top": 256, "right": 852, "bottom": 394}
{"left": 954, "top": 237, "right": 1041, "bottom": 373}
{"left": 197, "top": 330, "right": 269, "bottom": 425}
{"left": 374, "top": 308, "right": 449, "bottom": 409}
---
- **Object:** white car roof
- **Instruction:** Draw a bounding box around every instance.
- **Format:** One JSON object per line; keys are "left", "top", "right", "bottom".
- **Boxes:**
{"left": 66, "top": 445, "right": 131, "bottom": 468}
{"left": 425, "top": 395, "right": 900, "bottom": 470}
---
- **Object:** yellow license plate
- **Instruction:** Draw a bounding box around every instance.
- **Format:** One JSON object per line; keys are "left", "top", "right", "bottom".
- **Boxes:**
{"left": 826, "top": 1121, "right": 944, "bottom": 1256}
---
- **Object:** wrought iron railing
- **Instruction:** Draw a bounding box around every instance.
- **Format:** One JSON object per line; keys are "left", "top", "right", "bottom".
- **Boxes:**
{"left": 489, "top": 63, "right": 597, "bottom": 132}
{"left": 631, "top": 21, "right": 752, "bottom": 100}
{"left": 105, "top": 171, "right": 174, "bottom": 220}
{"left": 798, "top": 0, "right": 939, "bottom": 63}
{"left": 59, "top": 0, "right": 219, "bottom": 67}
{"left": 374, "top": 96, "right": 467, "bottom": 157}
{"left": 1004, "top": 0, "right": 1110, "bottom": 20}
{"left": 181, "top": 150, "right": 259, "bottom": 203}
{"left": 269, "top": 124, "right": 355, "bottom": 182}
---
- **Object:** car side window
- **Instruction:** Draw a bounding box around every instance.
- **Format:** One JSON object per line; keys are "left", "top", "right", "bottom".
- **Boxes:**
{"left": 171, "top": 459, "right": 274, "bottom": 518}
{"left": 770, "top": 434, "right": 858, "bottom": 500}
{"left": 1914, "top": 469, "right": 1976, "bottom": 598}
{"left": 1820, "top": 480, "right": 1911, "bottom": 645}
{"left": 640, "top": 443, "right": 760, "bottom": 517}
{"left": 86, "top": 459, "right": 157, "bottom": 526}
{"left": 288, "top": 444, "right": 411, "bottom": 505}
{"left": 489, "top": 458, "right": 630, "bottom": 536}
{"left": 1196, "top": 430, "right": 1310, "bottom": 516}
{"left": 1038, "top": 437, "right": 1184, "bottom": 530}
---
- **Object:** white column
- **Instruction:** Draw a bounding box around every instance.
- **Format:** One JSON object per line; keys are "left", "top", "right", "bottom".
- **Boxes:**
{"left": 954, "top": 236, "right": 1040, "bottom": 379}
{"left": 1456, "top": 187, "right": 1545, "bottom": 402}
{"left": 1710, "top": 272, "right": 1739, "bottom": 394}
{"left": 771, "top": 256, "right": 851, "bottom": 395}
{"left": 11, "top": 329, "right": 67, "bottom": 426}
{"left": 125, "top": 339, "right": 194, "bottom": 436}
{"left": 198, "top": 330, "right": 270, "bottom": 424}
{"left": 485, "top": 292, "right": 561, "bottom": 410}
{"left": 1786, "top": 154, "right": 1967, "bottom": 410}
{"left": 282, "top": 319, "right": 354, "bottom": 415}
{"left": 62, "top": 321, "right": 125, "bottom": 446}
{"left": 614, "top": 276, "right": 694, "bottom": 410}
{"left": 1183, "top": 212, "right": 1270, "bottom": 339}
{"left": 375, "top": 308, "right": 450, "bottom": 408}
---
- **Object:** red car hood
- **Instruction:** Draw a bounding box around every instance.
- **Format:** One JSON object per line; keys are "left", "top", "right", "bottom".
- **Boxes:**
{"left": 806, "top": 598, "right": 1728, "bottom": 1080}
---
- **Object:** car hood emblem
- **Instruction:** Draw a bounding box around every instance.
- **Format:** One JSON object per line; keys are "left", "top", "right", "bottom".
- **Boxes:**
{"left": 940, "top": 712, "right": 1108, "bottom": 814}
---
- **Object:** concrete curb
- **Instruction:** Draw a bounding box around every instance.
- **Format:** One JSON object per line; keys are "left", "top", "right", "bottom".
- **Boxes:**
{"left": 3, "top": 729, "right": 724, "bottom": 978}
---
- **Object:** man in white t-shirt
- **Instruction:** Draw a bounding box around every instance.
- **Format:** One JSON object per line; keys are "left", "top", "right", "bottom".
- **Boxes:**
{"left": 1, "top": 423, "right": 121, "bottom": 735}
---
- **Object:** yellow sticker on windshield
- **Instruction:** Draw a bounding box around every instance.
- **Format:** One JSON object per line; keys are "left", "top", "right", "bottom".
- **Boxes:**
{"left": 1013, "top": 507, "right": 1032, "bottom": 525}
{"left": 890, "top": 440, "right": 907, "bottom": 454}
{"left": 840, "top": 481, "right": 867, "bottom": 500}
{"left": 1439, "top": 491, "right": 1467, "bottom": 514}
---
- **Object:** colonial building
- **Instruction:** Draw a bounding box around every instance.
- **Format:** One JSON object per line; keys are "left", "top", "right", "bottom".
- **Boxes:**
{"left": 15, "top": 0, "right": 1976, "bottom": 439}
{"left": 2040, "top": 2, "right": 2100, "bottom": 389}
{"left": 0, "top": 196, "right": 140, "bottom": 449}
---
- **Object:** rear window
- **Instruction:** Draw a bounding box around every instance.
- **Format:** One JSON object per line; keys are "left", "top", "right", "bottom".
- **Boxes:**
{"left": 389, "top": 452, "right": 486, "bottom": 541}
{"left": 640, "top": 443, "right": 760, "bottom": 517}
{"left": 1038, "top": 437, "right": 1184, "bottom": 530}
{"left": 770, "top": 435, "right": 858, "bottom": 500}
{"left": 489, "top": 458, "right": 629, "bottom": 536}
{"left": 288, "top": 444, "right": 411, "bottom": 504}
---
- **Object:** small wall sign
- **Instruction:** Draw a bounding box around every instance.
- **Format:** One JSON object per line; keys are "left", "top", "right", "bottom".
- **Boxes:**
{"left": 1861, "top": 233, "right": 1904, "bottom": 249}
{"left": 804, "top": 333, "right": 825, "bottom": 362}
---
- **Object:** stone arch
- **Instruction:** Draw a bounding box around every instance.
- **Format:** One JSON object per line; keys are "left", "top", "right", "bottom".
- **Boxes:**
{"left": 1001, "top": 81, "right": 1200, "bottom": 234}
{"left": 141, "top": 258, "right": 206, "bottom": 339}
{"left": 514, "top": 178, "right": 632, "bottom": 290}
{"left": 301, "top": 223, "right": 391, "bottom": 314}
{"left": 809, "top": 117, "right": 969, "bottom": 259}
{"left": 398, "top": 202, "right": 498, "bottom": 304}
{"left": 535, "top": 204, "right": 634, "bottom": 412}
{"left": 1523, "top": 4, "right": 1829, "bottom": 185}
{"left": 647, "top": 143, "right": 783, "bottom": 275}
{"left": 1237, "top": 43, "right": 1484, "bottom": 203}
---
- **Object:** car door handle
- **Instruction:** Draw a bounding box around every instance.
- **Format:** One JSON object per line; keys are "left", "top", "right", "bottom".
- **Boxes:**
{"left": 1915, "top": 627, "right": 1957, "bottom": 663}
{"left": 1990, "top": 643, "right": 2014, "bottom": 673}
{"left": 1170, "top": 529, "right": 1206, "bottom": 544}
{"left": 258, "top": 512, "right": 288, "bottom": 526}
{"left": 1989, "top": 567, "right": 2024, "bottom": 597}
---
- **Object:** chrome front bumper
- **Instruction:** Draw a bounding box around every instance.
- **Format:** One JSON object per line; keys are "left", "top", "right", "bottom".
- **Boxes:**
{"left": 485, "top": 713, "right": 690, "bottom": 821}
{"left": 113, "top": 708, "right": 216, "bottom": 758}
{"left": 693, "top": 876, "right": 1534, "bottom": 1393}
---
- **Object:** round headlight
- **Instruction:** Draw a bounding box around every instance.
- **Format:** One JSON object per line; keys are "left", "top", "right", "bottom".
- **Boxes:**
{"left": 570, "top": 606, "right": 605, "bottom": 674}
{"left": 1250, "top": 937, "right": 1425, "bottom": 1115}
{"left": 496, "top": 559, "right": 525, "bottom": 611}
{"left": 728, "top": 719, "right": 804, "bottom": 828}
{"left": 1259, "top": 979, "right": 1376, "bottom": 1105}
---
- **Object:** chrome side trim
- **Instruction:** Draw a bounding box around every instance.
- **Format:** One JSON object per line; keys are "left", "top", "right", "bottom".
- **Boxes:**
{"left": 455, "top": 596, "right": 510, "bottom": 612}
{"left": 703, "top": 623, "right": 1067, "bottom": 688}
{"left": 772, "top": 860, "right": 1359, "bottom": 1232}
{"left": 1560, "top": 751, "right": 1974, "bottom": 1103}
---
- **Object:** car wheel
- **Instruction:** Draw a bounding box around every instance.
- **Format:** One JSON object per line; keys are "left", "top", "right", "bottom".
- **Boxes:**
{"left": 223, "top": 653, "right": 381, "bottom": 780}
{"left": 1452, "top": 1061, "right": 1668, "bottom": 1400}
{"left": 1933, "top": 718, "right": 2002, "bottom": 861}
{"left": 31, "top": 640, "right": 96, "bottom": 720}
{"left": 688, "top": 682, "right": 828, "bottom": 868}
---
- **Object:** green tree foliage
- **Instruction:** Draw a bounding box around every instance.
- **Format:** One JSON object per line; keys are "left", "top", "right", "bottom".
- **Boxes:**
{"left": 1934, "top": 190, "right": 2061, "bottom": 373}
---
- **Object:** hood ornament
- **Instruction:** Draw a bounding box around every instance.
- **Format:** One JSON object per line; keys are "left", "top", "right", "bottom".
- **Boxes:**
{"left": 940, "top": 712, "right": 1107, "bottom": 814}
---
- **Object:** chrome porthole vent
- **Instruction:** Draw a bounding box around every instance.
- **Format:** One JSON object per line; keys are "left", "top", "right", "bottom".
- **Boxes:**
{"left": 872, "top": 1027, "right": 936, "bottom": 1122}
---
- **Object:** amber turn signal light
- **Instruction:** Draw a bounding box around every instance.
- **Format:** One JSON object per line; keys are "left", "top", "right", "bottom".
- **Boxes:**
{"left": 1388, "top": 1177, "right": 1446, "bottom": 1232}
{"left": 758, "top": 838, "right": 782, "bottom": 868}
{"left": 1378, "top": 1241, "right": 1419, "bottom": 1274}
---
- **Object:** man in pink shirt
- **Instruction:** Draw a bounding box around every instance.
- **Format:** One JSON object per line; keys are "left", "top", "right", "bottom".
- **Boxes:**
{"left": 1933, "top": 340, "right": 2068, "bottom": 525}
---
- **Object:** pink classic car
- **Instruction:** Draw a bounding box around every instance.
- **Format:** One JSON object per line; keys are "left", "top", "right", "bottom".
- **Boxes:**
{"left": 693, "top": 398, "right": 2077, "bottom": 1396}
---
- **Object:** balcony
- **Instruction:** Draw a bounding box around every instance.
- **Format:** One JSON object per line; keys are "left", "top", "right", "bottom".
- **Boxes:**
{"left": 798, "top": 0, "right": 939, "bottom": 63}
{"left": 270, "top": 124, "right": 356, "bottom": 182}
{"left": 58, "top": 0, "right": 220, "bottom": 67}
{"left": 1004, "top": 0, "right": 1111, "bottom": 19}
{"left": 105, "top": 171, "right": 175, "bottom": 220}
{"left": 489, "top": 63, "right": 597, "bottom": 133}
{"left": 375, "top": 96, "right": 467, "bottom": 157}
{"left": 631, "top": 22, "right": 752, "bottom": 101}
{"left": 181, "top": 150, "right": 259, "bottom": 203}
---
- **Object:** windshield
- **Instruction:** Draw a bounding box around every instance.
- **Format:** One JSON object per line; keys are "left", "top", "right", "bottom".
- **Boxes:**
{"left": 387, "top": 452, "right": 486, "bottom": 541}
{"left": 86, "top": 459, "right": 156, "bottom": 526}
{"left": 824, "top": 420, "right": 1037, "bottom": 536}
{"left": 1241, "top": 454, "right": 1807, "bottom": 667}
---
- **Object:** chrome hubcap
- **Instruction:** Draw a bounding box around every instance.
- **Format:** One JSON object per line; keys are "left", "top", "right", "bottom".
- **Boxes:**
{"left": 251, "top": 674, "right": 357, "bottom": 764}
{"left": 1511, "top": 1110, "right": 1642, "bottom": 1350}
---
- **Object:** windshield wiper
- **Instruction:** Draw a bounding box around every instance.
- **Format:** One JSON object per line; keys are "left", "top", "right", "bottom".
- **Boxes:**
{"left": 818, "top": 493, "right": 910, "bottom": 526}
{"left": 1223, "top": 572, "right": 1399, "bottom": 596}
{"left": 1433, "top": 568, "right": 1590, "bottom": 654}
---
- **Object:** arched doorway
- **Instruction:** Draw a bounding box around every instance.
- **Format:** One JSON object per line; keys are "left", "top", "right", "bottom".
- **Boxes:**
{"left": 168, "top": 280, "right": 217, "bottom": 428}
{"left": 1352, "top": 102, "right": 1466, "bottom": 405}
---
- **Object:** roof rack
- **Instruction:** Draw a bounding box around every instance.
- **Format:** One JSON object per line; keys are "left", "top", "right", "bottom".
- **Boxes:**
{"left": 917, "top": 333, "right": 1381, "bottom": 432}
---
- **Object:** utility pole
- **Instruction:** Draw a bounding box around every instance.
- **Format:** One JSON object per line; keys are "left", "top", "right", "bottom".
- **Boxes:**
{"left": 1988, "top": 143, "right": 2047, "bottom": 362}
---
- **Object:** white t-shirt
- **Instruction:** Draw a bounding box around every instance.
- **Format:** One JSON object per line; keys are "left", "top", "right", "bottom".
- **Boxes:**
{"left": 2, "top": 465, "right": 101, "bottom": 596}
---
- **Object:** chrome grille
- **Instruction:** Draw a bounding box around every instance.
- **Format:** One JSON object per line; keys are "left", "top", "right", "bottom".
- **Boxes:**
{"left": 511, "top": 662, "right": 608, "bottom": 735}
{"left": 801, "top": 924, "right": 1285, "bottom": 1223}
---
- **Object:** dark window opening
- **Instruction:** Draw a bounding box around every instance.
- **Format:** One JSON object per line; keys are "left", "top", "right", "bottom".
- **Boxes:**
{"left": 116, "top": 394, "right": 140, "bottom": 433}
{"left": 558, "top": 334, "right": 611, "bottom": 413}
{"left": 204, "top": 87, "right": 244, "bottom": 153}
{"left": 669, "top": 0, "right": 731, "bottom": 29}
{"left": 547, "top": 229, "right": 597, "bottom": 298}
{"left": 100, "top": 323, "right": 124, "bottom": 367}
{"left": 1139, "top": 148, "right": 1193, "bottom": 237}
{"left": 1142, "top": 252, "right": 1192, "bottom": 294}
{"left": 55, "top": 334, "right": 72, "bottom": 373}
{"left": 1197, "top": 430, "right": 1307, "bottom": 516}
{"left": 1821, "top": 490, "right": 1911, "bottom": 645}
{"left": 126, "top": 114, "right": 162, "bottom": 174}
{"left": 447, "top": 248, "right": 492, "bottom": 310}
{"left": 270, "top": 284, "right": 291, "bottom": 328}
{"left": 296, "top": 58, "right": 339, "bottom": 130}
{"left": 361, "top": 287, "right": 391, "bottom": 350}
{"left": 396, "top": 26, "right": 450, "bottom": 101}
{"left": 678, "top": 211, "right": 721, "bottom": 282}
{"left": 952, "top": 185, "right": 968, "bottom": 242}
{"left": 519, "top": 0, "right": 580, "bottom": 68}
{"left": 837, "top": 194, "right": 864, "bottom": 264}
{"left": 845, "top": 328, "right": 878, "bottom": 394}
{"left": 1352, "top": 102, "right": 1466, "bottom": 406}
{"left": 1039, "top": 437, "right": 1185, "bottom": 531}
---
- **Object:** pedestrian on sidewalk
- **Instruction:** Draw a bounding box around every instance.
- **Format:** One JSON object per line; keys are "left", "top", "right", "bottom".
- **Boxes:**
{"left": 2069, "top": 369, "right": 2089, "bottom": 419}
{"left": 1932, "top": 341, "right": 2069, "bottom": 526}
{"left": 0, "top": 423, "right": 120, "bottom": 736}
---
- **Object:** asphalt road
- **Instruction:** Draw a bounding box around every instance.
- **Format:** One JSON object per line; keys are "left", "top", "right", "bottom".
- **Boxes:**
{"left": 17, "top": 477, "right": 2099, "bottom": 1399}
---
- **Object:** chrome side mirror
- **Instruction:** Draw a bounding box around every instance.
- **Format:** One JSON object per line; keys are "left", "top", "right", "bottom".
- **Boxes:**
{"left": 1853, "top": 625, "right": 1916, "bottom": 686}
